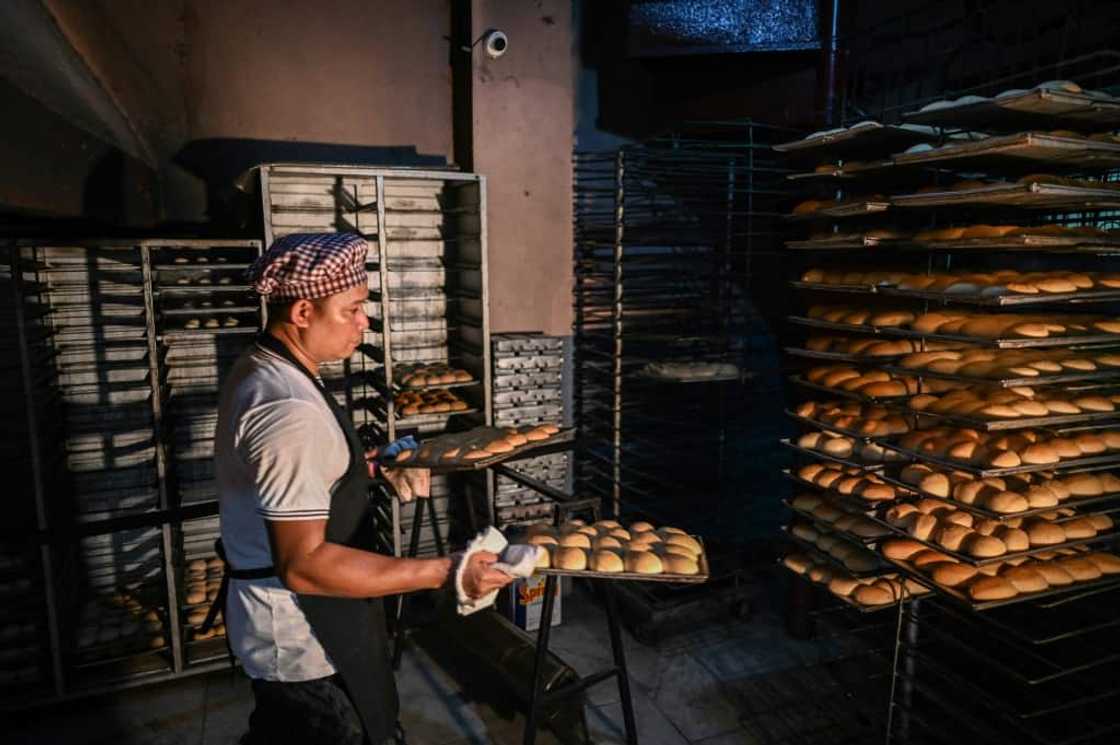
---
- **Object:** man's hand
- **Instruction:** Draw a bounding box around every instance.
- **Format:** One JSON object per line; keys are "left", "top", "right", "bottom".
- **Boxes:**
{"left": 367, "top": 448, "right": 430, "bottom": 501}
{"left": 460, "top": 550, "right": 515, "bottom": 599}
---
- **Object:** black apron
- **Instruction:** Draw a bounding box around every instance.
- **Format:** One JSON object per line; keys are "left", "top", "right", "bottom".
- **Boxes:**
{"left": 217, "top": 334, "right": 399, "bottom": 744}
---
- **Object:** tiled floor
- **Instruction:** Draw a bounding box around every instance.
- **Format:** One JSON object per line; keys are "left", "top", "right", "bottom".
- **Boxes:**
{"left": 5, "top": 572, "right": 889, "bottom": 745}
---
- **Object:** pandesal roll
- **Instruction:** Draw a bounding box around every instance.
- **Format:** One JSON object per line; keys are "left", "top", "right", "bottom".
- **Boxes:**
{"left": 968, "top": 576, "right": 1019, "bottom": 601}
{"left": 827, "top": 576, "right": 862, "bottom": 597}
{"left": 629, "top": 521, "right": 655, "bottom": 533}
{"left": 1047, "top": 438, "right": 1083, "bottom": 459}
{"left": 992, "top": 525, "right": 1030, "bottom": 552}
{"left": 1024, "top": 484, "right": 1060, "bottom": 508}
{"left": 934, "top": 524, "right": 973, "bottom": 552}
{"left": 573, "top": 525, "right": 600, "bottom": 537}
{"left": 816, "top": 470, "right": 846, "bottom": 489}
{"left": 663, "top": 533, "right": 703, "bottom": 555}
{"left": 853, "top": 583, "right": 897, "bottom": 606}
{"left": 932, "top": 562, "right": 979, "bottom": 587}
{"left": 624, "top": 551, "right": 663, "bottom": 574}
{"left": 555, "top": 547, "right": 588, "bottom": 571}
{"left": 559, "top": 532, "right": 592, "bottom": 549}
{"left": 962, "top": 532, "right": 1007, "bottom": 558}
{"left": 594, "top": 536, "right": 624, "bottom": 551}
{"left": 658, "top": 526, "right": 687, "bottom": 536}
{"left": 536, "top": 546, "right": 553, "bottom": 568}
{"left": 808, "top": 565, "right": 834, "bottom": 584}
{"left": 1025, "top": 520, "right": 1066, "bottom": 546}
{"left": 882, "top": 539, "right": 926, "bottom": 561}
{"left": 912, "top": 549, "right": 956, "bottom": 568}
{"left": 1074, "top": 433, "right": 1107, "bottom": 455}
{"left": 978, "top": 491, "right": 1030, "bottom": 514}
{"left": 791, "top": 493, "right": 823, "bottom": 512}
{"left": 1057, "top": 557, "right": 1102, "bottom": 581}
{"left": 1028, "top": 560, "right": 1074, "bottom": 586}
{"left": 1061, "top": 518, "right": 1098, "bottom": 540}
{"left": 1083, "top": 552, "right": 1120, "bottom": 575}
{"left": 1002, "top": 566, "right": 1049, "bottom": 593}
{"left": 529, "top": 533, "right": 559, "bottom": 546}
{"left": 1088, "top": 514, "right": 1115, "bottom": 531}
{"left": 609, "top": 528, "right": 632, "bottom": 541}
{"left": 919, "top": 473, "right": 952, "bottom": 498}
{"left": 1064, "top": 474, "right": 1104, "bottom": 497}
{"left": 591, "top": 550, "right": 624, "bottom": 573}
{"left": 662, "top": 554, "right": 700, "bottom": 575}
{"left": 821, "top": 437, "right": 855, "bottom": 457}
{"left": 629, "top": 531, "right": 662, "bottom": 547}
{"left": 782, "top": 553, "right": 814, "bottom": 574}
{"left": 1072, "top": 396, "right": 1115, "bottom": 412}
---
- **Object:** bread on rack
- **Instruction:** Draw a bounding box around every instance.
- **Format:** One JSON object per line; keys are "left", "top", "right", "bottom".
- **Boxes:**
{"left": 795, "top": 399, "right": 913, "bottom": 437}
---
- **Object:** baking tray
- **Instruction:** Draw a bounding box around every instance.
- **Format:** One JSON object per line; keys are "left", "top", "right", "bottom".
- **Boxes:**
{"left": 779, "top": 437, "right": 888, "bottom": 470}
{"left": 781, "top": 468, "right": 910, "bottom": 511}
{"left": 892, "top": 180, "right": 1120, "bottom": 210}
{"left": 773, "top": 122, "right": 940, "bottom": 156}
{"left": 877, "top": 285, "right": 1120, "bottom": 307}
{"left": 781, "top": 525, "right": 888, "bottom": 577}
{"left": 874, "top": 469, "right": 1120, "bottom": 521}
{"left": 789, "top": 280, "right": 881, "bottom": 295}
{"left": 526, "top": 535, "right": 708, "bottom": 584}
{"left": 388, "top": 427, "right": 574, "bottom": 472}
{"left": 394, "top": 406, "right": 480, "bottom": 425}
{"left": 880, "top": 363, "right": 1120, "bottom": 389}
{"left": 784, "top": 200, "right": 891, "bottom": 220}
{"left": 784, "top": 235, "right": 909, "bottom": 250}
{"left": 892, "top": 133, "right": 1120, "bottom": 170}
{"left": 909, "top": 404, "right": 1120, "bottom": 433}
{"left": 902, "top": 88, "right": 1120, "bottom": 131}
{"left": 909, "top": 234, "right": 1120, "bottom": 252}
{"left": 877, "top": 439, "right": 1120, "bottom": 477}
{"left": 783, "top": 346, "right": 908, "bottom": 364}
{"left": 785, "top": 169, "right": 860, "bottom": 181}
{"left": 785, "top": 409, "right": 903, "bottom": 441}
{"left": 781, "top": 498, "right": 888, "bottom": 544}
{"left": 788, "top": 314, "right": 1120, "bottom": 349}
{"left": 790, "top": 374, "right": 914, "bottom": 403}
{"left": 880, "top": 554, "right": 1120, "bottom": 611}
{"left": 865, "top": 509, "right": 1120, "bottom": 566}
{"left": 778, "top": 560, "right": 911, "bottom": 613}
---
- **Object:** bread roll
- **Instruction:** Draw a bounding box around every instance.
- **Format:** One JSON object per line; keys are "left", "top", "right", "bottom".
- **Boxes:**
{"left": 629, "top": 531, "right": 662, "bottom": 547}
{"left": 920, "top": 473, "right": 952, "bottom": 498}
{"left": 882, "top": 539, "right": 926, "bottom": 561}
{"left": 912, "top": 549, "right": 955, "bottom": 568}
{"left": 782, "top": 553, "right": 814, "bottom": 574}
{"left": 664, "top": 533, "right": 703, "bottom": 555}
{"left": 591, "top": 550, "right": 624, "bottom": 573}
{"left": 536, "top": 546, "right": 552, "bottom": 569}
{"left": 827, "top": 576, "right": 862, "bottom": 597}
{"left": 1029, "top": 561, "right": 1074, "bottom": 586}
{"left": 1074, "top": 433, "right": 1106, "bottom": 455}
{"left": 1058, "top": 557, "right": 1102, "bottom": 581}
{"left": 555, "top": 547, "right": 588, "bottom": 570}
{"left": 1020, "top": 443, "right": 1059, "bottom": 465}
{"left": 858, "top": 483, "right": 896, "bottom": 502}
{"left": 1025, "top": 521, "right": 1066, "bottom": 546}
{"left": 980, "top": 491, "right": 1029, "bottom": 514}
{"left": 529, "top": 533, "right": 559, "bottom": 546}
{"left": 968, "top": 576, "right": 1019, "bottom": 601}
{"left": 1064, "top": 474, "right": 1104, "bottom": 497}
{"left": 629, "top": 521, "right": 655, "bottom": 533}
{"left": 1061, "top": 518, "right": 1098, "bottom": 540}
{"left": 932, "top": 563, "right": 978, "bottom": 587}
{"left": 1002, "top": 566, "right": 1049, "bottom": 593}
{"left": 992, "top": 525, "right": 1030, "bottom": 552}
{"left": 962, "top": 533, "right": 1007, "bottom": 558}
{"left": 594, "top": 536, "right": 623, "bottom": 551}
{"left": 791, "top": 493, "right": 823, "bottom": 512}
{"left": 1088, "top": 514, "right": 1115, "bottom": 531}
{"left": 935, "top": 524, "right": 973, "bottom": 551}
{"left": 559, "top": 532, "right": 592, "bottom": 549}
{"left": 853, "top": 584, "right": 896, "bottom": 606}
{"left": 624, "top": 551, "right": 663, "bottom": 574}
{"left": 1084, "top": 552, "right": 1120, "bottom": 575}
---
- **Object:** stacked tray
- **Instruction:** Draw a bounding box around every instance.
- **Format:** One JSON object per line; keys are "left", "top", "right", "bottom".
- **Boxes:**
{"left": 491, "top": 333, "right": 569, "bottom": 527}
{"left": 390, "top": 423, "right": 570, "bottom": 472}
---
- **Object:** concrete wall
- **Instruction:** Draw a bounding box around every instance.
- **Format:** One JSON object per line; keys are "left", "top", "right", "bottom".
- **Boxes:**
{"left": 472, "top": 0, "right": 574, "bottom": 336}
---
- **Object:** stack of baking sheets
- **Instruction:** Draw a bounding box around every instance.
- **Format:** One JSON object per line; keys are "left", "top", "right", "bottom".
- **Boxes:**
{"left": 34, "top": 246, "right": 160, "bottom": 524}
{"left": 491, "top": 334, "right": 569, "bottom": 527}
{"left": 153, "top": 244, "right": 264, "bottom": 508}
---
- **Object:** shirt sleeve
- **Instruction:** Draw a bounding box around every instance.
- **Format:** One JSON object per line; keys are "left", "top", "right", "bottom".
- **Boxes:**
{"left": 237, "top": 399, "right": 338, "bottom": 521}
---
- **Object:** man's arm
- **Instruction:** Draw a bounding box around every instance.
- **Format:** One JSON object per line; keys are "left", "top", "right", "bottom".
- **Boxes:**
{"left": 267, "top": 518, "right": 512, "bottom": 599}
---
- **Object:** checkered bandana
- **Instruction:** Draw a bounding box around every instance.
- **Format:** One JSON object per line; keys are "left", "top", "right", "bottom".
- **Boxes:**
{"left": 248, "top": 232, "right": 368, "bottom": 301}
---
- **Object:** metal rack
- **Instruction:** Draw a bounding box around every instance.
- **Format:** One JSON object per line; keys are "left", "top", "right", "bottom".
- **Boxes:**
{"left": 777, "top": 50, "right": 1120, "bottom": 741}
{"left": 255, "top": 164, "right": 493, "bottom": 557}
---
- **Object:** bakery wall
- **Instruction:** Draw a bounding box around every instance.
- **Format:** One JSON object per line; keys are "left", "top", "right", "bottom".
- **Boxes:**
{"left": 471, "top": 0, "right": 576, "bottom": 336}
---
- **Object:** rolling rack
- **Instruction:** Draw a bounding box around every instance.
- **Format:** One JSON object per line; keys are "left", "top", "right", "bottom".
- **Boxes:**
{"left": 254, "top": 164, "right": 493, "bottom": 558}
{"left": 573, "top": 122, "right": 791, "bottom": 643}
{"left": 776, "top": 58, "right": 1120, "bottom": 745}
{"left": 0, "top": 239, "right": 263, "bottom": 709}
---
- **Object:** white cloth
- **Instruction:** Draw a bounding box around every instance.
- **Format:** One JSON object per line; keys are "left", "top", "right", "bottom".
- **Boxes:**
{"left": 216, "top": 343, "right": 349, "bottom": 681}
{"left": 454, "top": 528, "right": 542, "bottom": 615}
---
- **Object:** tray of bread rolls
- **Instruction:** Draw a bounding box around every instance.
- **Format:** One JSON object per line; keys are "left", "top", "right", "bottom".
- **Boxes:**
{"left": 882, "top": 463, "right": 1120, "bottom": 519}
{"left": 787, "top": 403, "right": 913, "bottom": 440}
{"left": 394, "top": 362, "right": 476, "bottom": 391}
{"left": 390, "top": 424, "right": 572, "bottom": 471}
{"left": 783, "top": 522, "right": 887, "bottom": 577}
{"left": 867, "top": 497, "right": 1119, "bottom": 566}
{"left": 892, "top": 175, "right": 1120, "bottom": 210}
{"left": 521, "top": 520, "right": 708, "bottom": 583}
{"left": 780, "top": 553, "right": 930, "bottom": 612}
{"left": 800, "top": 267, "right": 1120, "bottom": 306}
{"left": 887, "top": 348, "right": 1120, "bottom": 387}
{"left": 879, "top": 538, "right": 1120, "bottom": 611}
{"left": 780, "top": 435, "right": 900, "bottom": 470}
{"left": 785, "top": 196, "right": 891, "bottom": 220}
{"left": 785, "top": 493, "right": 892, "bottom": 542}
{"left": 784, "top": 465, "right": 912, "bottom": 509}
{"left": 892, "top": 132, "right": 1120, "bottom": 170}
{"left": 773, "top": 121, "right": 939, "bottom": 155}
{"left": 878, "top": 427, "right": 1120, "bottom": 477}
{"left": 792, "top": 367, "right": 929, "bottom": 401}
{"left": 908, "top": 224, "right": 1120, "bottom": 252}
{"left": 785, "top": 229, "right": 910, "bottom": 250}
{"left": 903, "top": 84, "right": 1120, "bottom": 131}
{"left": 793, "top": 307, "right": 1120, "bottom": 348}
{"left": 906, "top": 387, "right": 1120, "bottom": 431}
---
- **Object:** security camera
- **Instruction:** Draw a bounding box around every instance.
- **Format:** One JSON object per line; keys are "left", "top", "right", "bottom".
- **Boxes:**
{"left": 483, "top": 29, "right": 509, "bottom": 59}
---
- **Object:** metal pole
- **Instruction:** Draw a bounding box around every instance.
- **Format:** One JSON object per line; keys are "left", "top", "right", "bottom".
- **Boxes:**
{"left": 523, "top": 574, "right": 559, "bottom": 745}
{"left": 11, "top": 245, "right": 66, "bottom": 696}
{"left": 140, "top": 244, "right": 185, "bottom": 674}
{"left": 611, "top": 150, "right": 626, "bottom": 519}
{"left": 824, "top": 0, "right": 842, "bottom": 126}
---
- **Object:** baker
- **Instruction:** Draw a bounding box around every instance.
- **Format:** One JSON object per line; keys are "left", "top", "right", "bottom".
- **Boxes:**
{"left": 216, "top": 232, "right": 514, "bottom": 745}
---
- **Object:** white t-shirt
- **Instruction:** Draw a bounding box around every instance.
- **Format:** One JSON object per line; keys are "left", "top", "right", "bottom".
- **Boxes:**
{"left": 216, "top": 342, "right": 350, "bottom": 681}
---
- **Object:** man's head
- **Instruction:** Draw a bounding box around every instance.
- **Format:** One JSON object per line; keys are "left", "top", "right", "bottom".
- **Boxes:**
{"left": 248, "top": 233, "right": 370, "bottom": 363}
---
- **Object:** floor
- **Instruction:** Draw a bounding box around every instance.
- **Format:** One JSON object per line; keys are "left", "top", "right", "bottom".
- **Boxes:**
{"left": 6, "top": 571, "right": 890, "bottom": 745}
